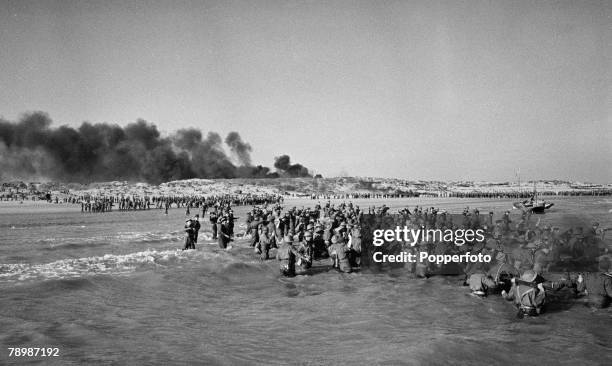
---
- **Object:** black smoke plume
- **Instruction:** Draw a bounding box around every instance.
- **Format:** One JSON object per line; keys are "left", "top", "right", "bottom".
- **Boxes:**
{"left": 225, "top": 131, "right": 252, "bottom": 166}
{"left": 274, "top": 154, "right": 311, "bottom": 177}
{"left": 0, "top": 111, "right": 310, "bottom": 183}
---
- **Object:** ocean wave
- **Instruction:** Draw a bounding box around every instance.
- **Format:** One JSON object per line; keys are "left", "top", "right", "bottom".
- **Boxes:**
{"left": 37, "top": 231, "right": 184, "bottom": 248}
{"left": 0, "top": 249, "right": 192, "bottom": 282}
{"left": 0, "top": 243, "right": 268, "bottom": 283}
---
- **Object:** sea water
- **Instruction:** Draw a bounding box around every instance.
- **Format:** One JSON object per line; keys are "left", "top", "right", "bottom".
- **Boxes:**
{"left": 1, "top": 197, "right": 611, "bottom": 365}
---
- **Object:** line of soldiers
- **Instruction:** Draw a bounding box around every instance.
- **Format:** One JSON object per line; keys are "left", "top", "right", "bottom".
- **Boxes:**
{"left": 308, "top": 190, "right": 612, "bottom": 200}
{"left": 72, "top": 192, "right": 282, "bottom": 214}
{"left": 178, "top": 197, "right": 611, "bottom": 316}
{"left": 445, "top": 191, "right": 595, "bottom": 198}
{"left": 181, "top": 207, "right": 237, "bottom": 250}
{"left": 208, "top": 205, "right": 236, "bottom": 249}
{"left": 81, "top": 198, "right": 114, "bottom": 213}
{"left": 245, "top": 202, "right": 364, "bottom": 276}
{"left": 179, "top": 201, "right": 240, "bottom": 251}
{"left": 380, "top": 205, "right": 611, "bottom": 316}
{"left": 183, "top": 214, "right": 201, "bottom": 250}
{"left": 247, "top": 202, "right": 612, "bottom": 317}
{"left": 310, "top": 193, "right": 418, "bottom": 200}
{"left": 403, "top": 206, "right": 612, "bottom": 317}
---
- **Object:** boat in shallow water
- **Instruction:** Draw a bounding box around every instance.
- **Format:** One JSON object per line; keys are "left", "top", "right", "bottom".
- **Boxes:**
{"left": 513, "top": 187, "right": 554, "bottom": 213}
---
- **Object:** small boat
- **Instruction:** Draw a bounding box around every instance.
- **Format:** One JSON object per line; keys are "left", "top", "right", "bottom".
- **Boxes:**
{"left": 528, "top": 200, "right": 554, "bottom": 213}
{"left": 512, "top": 184, "right": 554, "bottom": 213}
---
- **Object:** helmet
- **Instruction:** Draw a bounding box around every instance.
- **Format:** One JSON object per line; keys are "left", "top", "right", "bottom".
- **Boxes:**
{"left": 520, "top": 270, "right": 537, "bottom": 282}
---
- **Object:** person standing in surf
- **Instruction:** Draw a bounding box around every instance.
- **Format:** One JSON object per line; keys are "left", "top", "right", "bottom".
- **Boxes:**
{"left": 295, "top": 232, "right": 313, "bottom": 275}
{"left": 209, "top": 208, "right": 218, "bottom": 240}
{"left": 329, "top": 235, "right": 351, "bottom": 273}
{"left": 277, "top": 235, "right": 298, "bottom": 277}
{"left": 217, "top": 216, "right": 231, "bottom": 249}
{"left": 183, "top": 219, "right": 195, "bottom": 250}
{"left": 256, "top": 225, "right": 271, "bottom": 260}
{"left": 192, "top": 214, "right": 201, "bottom": 245}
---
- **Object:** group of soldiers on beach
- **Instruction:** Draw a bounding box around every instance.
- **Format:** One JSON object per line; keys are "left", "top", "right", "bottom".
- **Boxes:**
{"left": 440, "top": 208, "right": 612, "bottom": 316}
{"left": 307, "top": 190, "right": 612, "bottom": 200}
{"left": 73, "top": 193, "right": 282, "bottom": 214}
{"left": 183, "top": 204, "right": 237, "bottom": 250}
{"left": 246, "top": 202, "right": 364, "bottom": 276}
{"left": 188, "top": 201, "right": 611, "bottom": 318}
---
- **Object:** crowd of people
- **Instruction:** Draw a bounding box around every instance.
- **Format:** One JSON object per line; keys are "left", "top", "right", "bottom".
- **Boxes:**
{"left": 446, "top": 190, "right": 612, "bottom": 198}
{"left": 2, "top": 179, "right": 612, "bottom": 204}
{"left": 309, "top": 193, "right": 419, "bottom": 200}
{"left": 419, "top": 208, "right": 612, "bottom": 316}
{"left": 183, "top": 204, "right": 237, "bottom": 250}
{"left": 307, "top": 190, "right": 612, "bottom": 200}
{"left": 245, "top": 202, "right": 364, "bottom": 276}
{"left": 70, "top": 193, "right": 283, "bottom": 214}
{"left": 185, "top": 201, "right": 611, "bottom": 318}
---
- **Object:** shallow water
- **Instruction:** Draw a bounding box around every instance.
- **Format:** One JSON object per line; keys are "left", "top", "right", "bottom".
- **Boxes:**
{"left": 1, "top": 197, "right": 611, "bottom": 365}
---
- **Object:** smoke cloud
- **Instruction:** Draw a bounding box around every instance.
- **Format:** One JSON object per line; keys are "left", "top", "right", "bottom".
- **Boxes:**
{"left": 274, "top": 154, "right": 311, "bottom": 177}
{"left": 225, "top": 131, "right": 252, "bottom": 166}
{"left": 0, "top": 111, "right": 310, "bottom": 183}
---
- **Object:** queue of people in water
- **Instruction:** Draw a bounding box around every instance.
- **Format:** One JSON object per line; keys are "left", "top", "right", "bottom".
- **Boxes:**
{"left": 307, "top": 190, "right": 612, "bottom": 200}
{"left": 181, "top": 201, "right": 611, "bottom": 318}
{"left": 183, "top": 204, "right": 237, "bottom": 251}
{"left": 73, "top": 193, "right": 283, "bottom": 213}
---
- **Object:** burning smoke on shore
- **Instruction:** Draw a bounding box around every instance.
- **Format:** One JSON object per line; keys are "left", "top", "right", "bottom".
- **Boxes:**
{"left": 274, "top": 155, "right": 311, "bottom": 178}
{"left": 0, "top": 112, "right": 311, "bottom": 183}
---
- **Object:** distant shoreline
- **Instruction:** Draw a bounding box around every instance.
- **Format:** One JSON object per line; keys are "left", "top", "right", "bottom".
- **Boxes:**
{"left": 1, "top": 195, "right": 609, "bottom": 216}
{"left": 2, "top": 177, "right": 612, "bottom": 200}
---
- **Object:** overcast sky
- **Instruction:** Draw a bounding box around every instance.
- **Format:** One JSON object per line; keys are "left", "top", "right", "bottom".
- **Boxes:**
{"left": 1, "top": 0, "right": 610, "bottom": 182}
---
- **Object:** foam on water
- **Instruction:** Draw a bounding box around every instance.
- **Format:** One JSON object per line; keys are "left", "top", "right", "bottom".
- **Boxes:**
{"left": 0, "top": 249, "right": 193, "bottom": 282}
{"left": 37, "top": 231, "right": 184, "bottom": 247}
{"left": 0, "top": 240, "right": 267, "bottom": 283}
